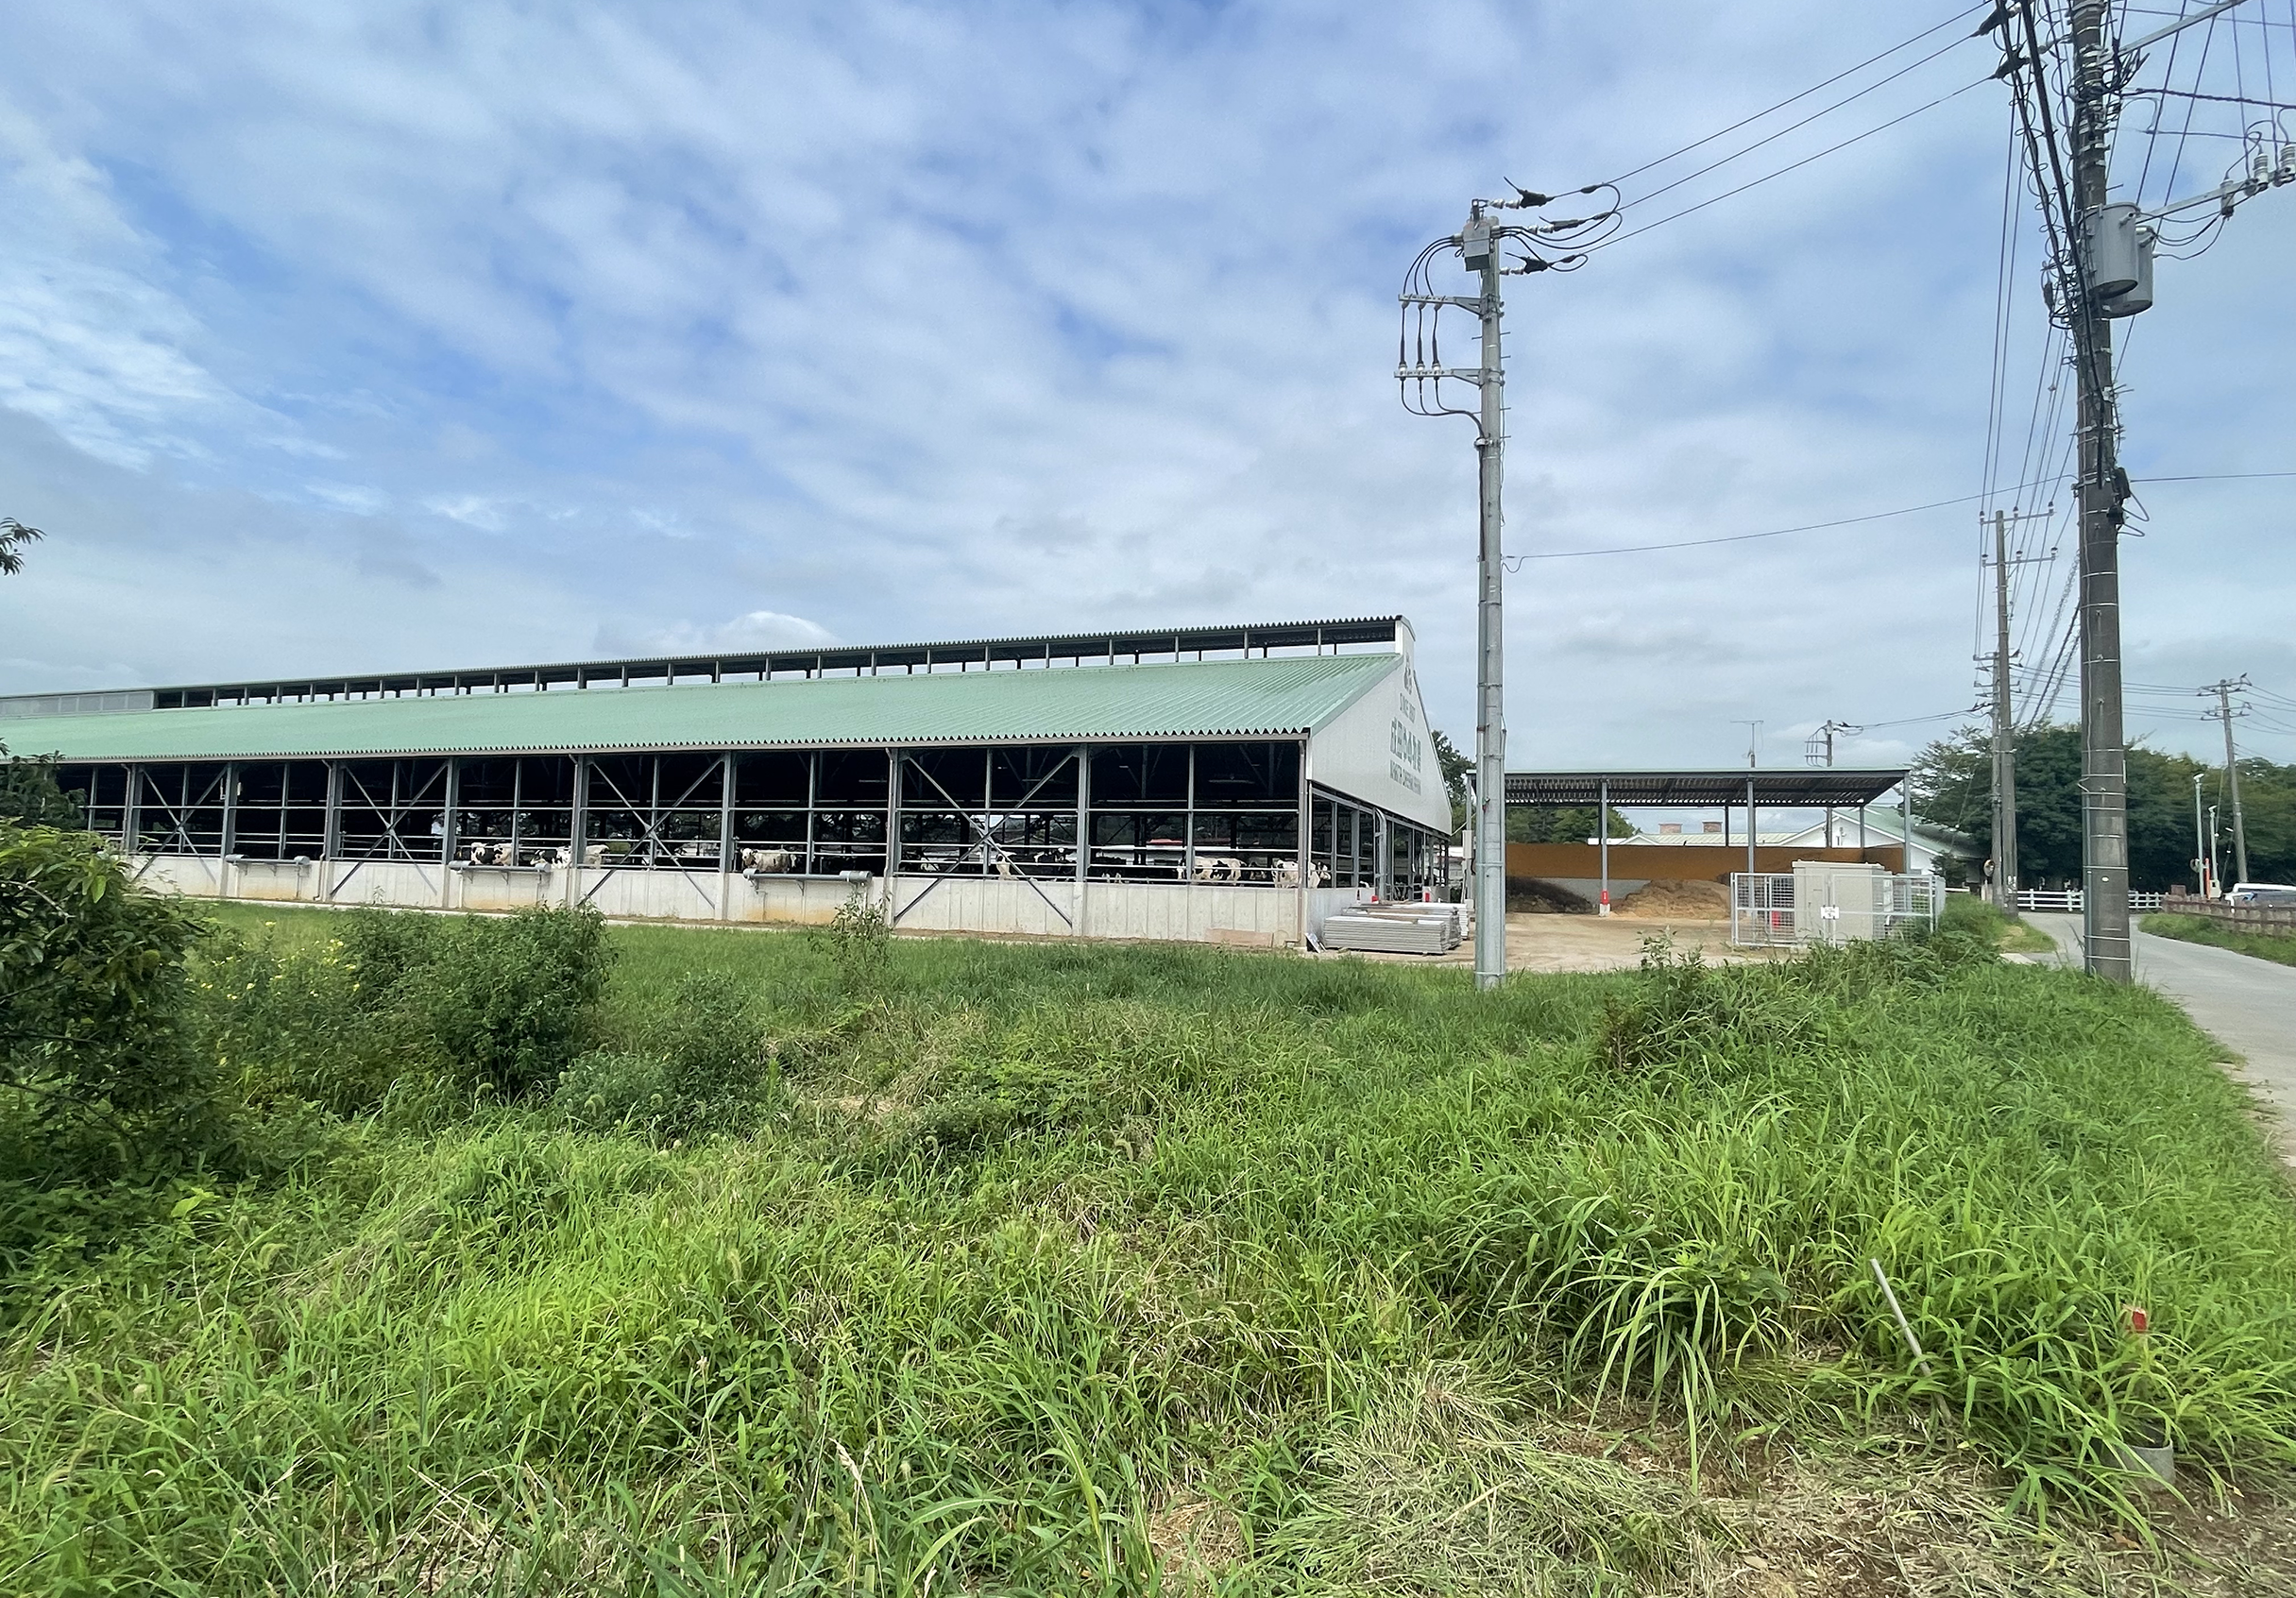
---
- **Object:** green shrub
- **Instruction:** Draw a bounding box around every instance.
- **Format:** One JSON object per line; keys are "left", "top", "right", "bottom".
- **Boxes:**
{"left": 331, "top": 904, "right": 451, "bottom": 997}
{"left": 555, "top": 971, "right": 778, "bottom": 1137}
{"left": 0, "top": 824, "right": 228, "bottom": 1178}
{"left": 196, "top": 907, "right": 617, "bottom": 1114}
{"left": 366, "top": 907, "right": 612, "bottom": 1099}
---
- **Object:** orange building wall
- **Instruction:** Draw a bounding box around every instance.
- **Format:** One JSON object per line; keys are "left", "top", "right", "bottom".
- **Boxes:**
{"left": 1505, "top": 842, "right": 1905, "bottom": 881}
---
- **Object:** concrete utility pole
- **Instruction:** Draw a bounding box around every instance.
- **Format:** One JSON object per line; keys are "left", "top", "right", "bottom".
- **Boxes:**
{"left": 2202, "top": 675, "right": 2252, "bottom": 884}
{"left": 1998, "top": 1, "right": 2292, "bottom": 963}
{"left": 2067, "top": 0, "right": 2133, "bottom": 980}
{"left": 1467, "top": 207, "right": 1508, "bottom": 992}
{"left": 1990, "top": 511, "right": 2020, "bottom": 914}
{"left": 1399, "top": 188, "right": 1607, "bottom": 989}
{"left": 1807, "top": 719, "right": 1861, "bottom": 848}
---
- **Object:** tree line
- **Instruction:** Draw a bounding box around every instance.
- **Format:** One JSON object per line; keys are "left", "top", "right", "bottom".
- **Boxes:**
{"left": 1913, "top": 722, "right": 2293, "bottom": 891}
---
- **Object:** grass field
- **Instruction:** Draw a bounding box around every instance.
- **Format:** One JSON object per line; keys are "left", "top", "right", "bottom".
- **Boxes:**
{"left": 8, "top": 900, "right": 2296, "bottom": 1594}
{"left": 1941, "top": 895, "right": 2060, "bottom": 956}
{"left": 2144, "top": 911, "right": 2296, "bottom": 969}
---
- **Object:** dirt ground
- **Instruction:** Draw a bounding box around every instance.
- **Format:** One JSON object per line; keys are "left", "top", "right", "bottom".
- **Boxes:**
{"left": 1322, "top": 912, "right": 1766, "bottom": 974}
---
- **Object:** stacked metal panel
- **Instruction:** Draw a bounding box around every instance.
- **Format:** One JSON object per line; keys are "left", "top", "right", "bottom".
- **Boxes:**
{"left": 1319, "top": 903, "right": 1463, "bottom": 955}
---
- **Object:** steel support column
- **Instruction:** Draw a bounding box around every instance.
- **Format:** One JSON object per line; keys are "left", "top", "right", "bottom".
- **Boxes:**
{"left": 1598, "top": 777, "right": 1610, "bottom": 915}
{"left": 718, "top": 751, "right": 737, "bottom": 921}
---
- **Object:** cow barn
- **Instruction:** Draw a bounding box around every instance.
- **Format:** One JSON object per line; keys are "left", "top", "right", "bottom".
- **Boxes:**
{"left": 3, "top": 617, "right": 1454, "bottom": 948}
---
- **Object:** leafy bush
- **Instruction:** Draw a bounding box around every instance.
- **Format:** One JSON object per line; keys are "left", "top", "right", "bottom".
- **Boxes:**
{"left": 332, "top": 905, "right": 451, "bottom": 997}
{"left": 334, "top": 907, "right": 614, "bottom": 1100}
{"left": 0, "top": 752, "right": 85, "bottom": 829}
{"left": 0, "top": 824, "right": 228, "bottom": 1178}
{"left": 555, "top": 971, "right": 778, "bottom": 1137}
{"left": 196, "top": 907, "right": 616, "bottom": 1114}
{"left": 404, "top": 908, "right": 613, "bottom": 1096}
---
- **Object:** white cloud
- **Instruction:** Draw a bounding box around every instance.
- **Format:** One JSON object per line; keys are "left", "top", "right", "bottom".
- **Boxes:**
{"left": 596, "top": 609, "right": 837, "bottom": 656}
{"left": 0, "top": 0, "right": 2287, "bottom": 773}
{"left": 421, "top": 495, "right": 511, "bottom": 533}
{"left": 309, "top": 482, "right": 387, "bottom": 515}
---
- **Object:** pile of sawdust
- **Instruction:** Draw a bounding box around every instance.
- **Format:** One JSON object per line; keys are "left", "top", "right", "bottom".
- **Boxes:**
{"left": 1616, "top": 877, "right": 1730, "bottom": 919}
{"left": 1506, "top": 877, "right": 1594, "bottom": 914}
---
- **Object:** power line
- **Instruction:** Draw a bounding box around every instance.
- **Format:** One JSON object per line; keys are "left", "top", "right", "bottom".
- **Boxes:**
{"left": 1585, "top": 77, "right": 1997, "bottom": 253}
{"left": 2120, "top": 469, "right": 2296, "bottom": 482}
{"left": 1864, "top": 706, "right": 1987, "bottom": 728}
{"left": 1505, "top": 468, "right": 2290, "bottom": 562}
{"left": 1598, "top": 4, "right": 1990, "bottom": 187}
{"left": 1615, "top": 31, "right": 1986, "bottom": 215}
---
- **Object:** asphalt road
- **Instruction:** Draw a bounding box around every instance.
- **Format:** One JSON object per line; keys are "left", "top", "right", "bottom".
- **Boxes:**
{"left": 2029, "top": 912, "right": 2296, "bottom": 1147}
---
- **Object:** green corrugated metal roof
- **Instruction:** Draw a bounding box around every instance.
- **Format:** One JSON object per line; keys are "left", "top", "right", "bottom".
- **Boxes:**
{"left": 2, "top": 652, "right": 1401, "bottom": 761}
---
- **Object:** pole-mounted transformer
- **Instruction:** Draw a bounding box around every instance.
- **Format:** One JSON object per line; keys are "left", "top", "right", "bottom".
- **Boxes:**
{"left": 2082, "top": 200, "right": 2154, "bottom": 317}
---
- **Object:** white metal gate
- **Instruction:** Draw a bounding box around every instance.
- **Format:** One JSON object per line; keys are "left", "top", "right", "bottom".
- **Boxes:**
{"left": 1730, "top": 870, "right": 1942, "bottom": 947}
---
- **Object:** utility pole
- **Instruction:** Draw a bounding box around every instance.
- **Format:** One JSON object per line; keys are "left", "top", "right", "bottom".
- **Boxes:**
{"left": 2202, "top": 675, "right": 2252, "bottom": 884}
{"left": 1982, "top": 508, "right": 2058, "bottom": 914}
{"left": 1806, "top": 719, "right": 1861, "bottom": 848}
{"left": 2066, "top": 0, "right": 2133, "bottom": 980}
{"left": 1396, "top": 205, "right": 1512, "bottom": 993}
{"left": 1398, "top": 187, "right": 1607, "bottom": 992}
{"left": 1997, "top": 1, "right": 2292, "bottom": 967}
{"left": 1992, "top": 512, "right": 2018, "bottom": 910}
{"left": 1470, "top": 210, "right": 1507, "bottom": 992}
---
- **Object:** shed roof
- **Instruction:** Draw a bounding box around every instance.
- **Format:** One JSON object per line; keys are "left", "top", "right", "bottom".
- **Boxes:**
{"left": 2, "top": 651, "right": 1401, "bottom": 762}
{"left": 1506, "top": 768, "right": 1910, "bottom": 808}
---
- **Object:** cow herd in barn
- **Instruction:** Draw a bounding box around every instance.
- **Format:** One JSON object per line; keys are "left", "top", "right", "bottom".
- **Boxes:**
{"left": 456, "top": 839, "right": 1330, "bottom": 884}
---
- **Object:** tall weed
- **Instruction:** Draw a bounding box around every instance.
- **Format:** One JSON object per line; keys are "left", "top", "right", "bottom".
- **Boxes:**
{"left": 556, "top": 971, "right": 780, "bottom": 1138}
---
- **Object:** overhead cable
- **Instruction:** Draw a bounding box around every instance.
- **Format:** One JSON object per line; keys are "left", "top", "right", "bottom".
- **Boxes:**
{"left": 1503, "top": 468, "right": 2287, "bottom": 563}
{"left": 1584, "top": 78, "right": 1996, "bottom": 254}
{"left": 1598, "top": 4, "right": 1990, "bottom": 188}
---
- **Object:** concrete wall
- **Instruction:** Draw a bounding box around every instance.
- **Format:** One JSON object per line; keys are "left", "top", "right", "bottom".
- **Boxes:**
{"left": 1506, "top": 842, "right": 1905, "bottom": 883}
{"left": 126, "top": 853, "right": 1309, "bottom": 946}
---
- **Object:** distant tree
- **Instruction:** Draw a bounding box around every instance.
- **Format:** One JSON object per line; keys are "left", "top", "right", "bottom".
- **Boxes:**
{"left": 1506, "top": 805, "right": 1633, "bottom": 844}
{"left": 0, "top": 518, "right": 42, "bottom": 577}
{"left": 1430, "top": 729, "right": 1472, "bottom": 835}
{"left": 1912, "top": 722, "right": 2291, "bottom": 890}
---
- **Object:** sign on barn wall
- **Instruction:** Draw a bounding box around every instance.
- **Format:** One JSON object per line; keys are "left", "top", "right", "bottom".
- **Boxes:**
{"left": 1309, "top": 655, "right": 1453, "bottom": 833}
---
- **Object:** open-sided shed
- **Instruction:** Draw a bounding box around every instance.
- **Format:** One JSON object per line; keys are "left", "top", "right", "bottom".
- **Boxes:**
{"left": 1504, "top": 766, "right": 1914, "bottom": 912}
{"left": 5, "top": 618, "right": 1455, "bottom": 947}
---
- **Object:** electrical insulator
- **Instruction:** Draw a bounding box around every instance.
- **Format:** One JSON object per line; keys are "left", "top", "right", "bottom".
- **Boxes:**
{"left": 2254, "top": 145, "right": 2273, "bottom": 185}
{"left": 2083, "top": 202, "right": 2141, "bottom": 297}
{"left": 2279, "top": 143, "right": 2296, "bottom": 185}
{"left": 2100, "top": 225, "right": 2154, "bottom": 318}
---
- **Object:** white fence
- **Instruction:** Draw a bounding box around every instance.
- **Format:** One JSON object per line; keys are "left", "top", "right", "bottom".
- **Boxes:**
{"left": 1730, "top": 869, "right": 1942, "bottom": 948}
{"left": 2013, "top": 890, "right": 2166, "bottom": 913}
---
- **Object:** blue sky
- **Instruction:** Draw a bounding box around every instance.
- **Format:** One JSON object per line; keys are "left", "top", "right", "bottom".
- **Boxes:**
{"left": 2, "top": 0, "right": 2290, "bottom": 771}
